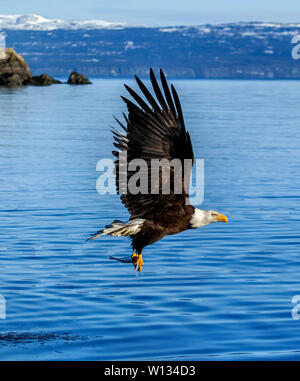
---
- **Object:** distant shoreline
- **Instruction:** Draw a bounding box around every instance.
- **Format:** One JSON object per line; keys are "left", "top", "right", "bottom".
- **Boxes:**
{"left": 52, "top": 76, "right": 300, "bottom": 81}
{"left": 2, "top": 17, "right": 300, "bottom": 80}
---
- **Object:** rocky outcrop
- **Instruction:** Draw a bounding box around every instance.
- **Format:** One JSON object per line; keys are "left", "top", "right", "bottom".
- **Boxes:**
{"left": 0, "top": 48, "right": 90, "bottom": 87}
{"left": 26, "top": 73, "right": 62, "bottom": 86}
{"left": 0, "top": 48, "right": 32, "bottom": 86}
{"left": 67, "top": 71, "right": 92, "bottom": 85}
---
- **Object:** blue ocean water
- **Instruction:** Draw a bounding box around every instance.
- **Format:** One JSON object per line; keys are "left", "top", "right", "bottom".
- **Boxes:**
{"left": 0, "top": 78, "right": 300, "bottom": 360}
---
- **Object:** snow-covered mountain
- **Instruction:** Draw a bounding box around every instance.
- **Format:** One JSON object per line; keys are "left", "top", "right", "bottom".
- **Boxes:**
{"left": 0, "top": 14, "right": 126, "bottom": 30}
{"left": 1, "top": 14, "right": 300, "bottom": 33}
{"left": 1, "top": 14, "right": 300, "bottom": 78}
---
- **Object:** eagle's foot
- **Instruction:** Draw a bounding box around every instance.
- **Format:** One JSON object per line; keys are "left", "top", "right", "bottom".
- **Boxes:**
{"left": 132, "top": 253, "right": 144, "bottom": 272}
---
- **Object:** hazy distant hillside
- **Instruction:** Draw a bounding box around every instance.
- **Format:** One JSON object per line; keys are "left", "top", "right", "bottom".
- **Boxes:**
{"left": 1, "top": 15, "right": 300, "bottom": 78}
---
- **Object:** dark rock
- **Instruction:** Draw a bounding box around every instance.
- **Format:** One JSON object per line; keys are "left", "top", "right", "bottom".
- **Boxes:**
{"left": 0, "top": 48, "right": 92, "bottom": 87}
{"left": 67, "top": 71, "right": 92, "bottom": 85}
{"left": 0, "top": 48, "right": 32, "bottom": 87}
{"left": 26, "top": 73, "right": 62, "bottom": 86}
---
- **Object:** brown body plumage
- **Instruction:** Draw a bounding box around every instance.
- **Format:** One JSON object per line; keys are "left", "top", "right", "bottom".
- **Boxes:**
{"left": 130, "top": 205, "right": 195, "bottom": 253}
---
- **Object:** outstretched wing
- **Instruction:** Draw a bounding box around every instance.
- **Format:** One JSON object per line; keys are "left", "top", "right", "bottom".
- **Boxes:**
{"left": 112, "top": 69, "right": 194, "bottom": 220}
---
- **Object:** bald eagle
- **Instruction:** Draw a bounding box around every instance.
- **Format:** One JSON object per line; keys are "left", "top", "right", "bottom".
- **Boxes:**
{"left": 89, "top": 69, "right": 228, "bottom": 271}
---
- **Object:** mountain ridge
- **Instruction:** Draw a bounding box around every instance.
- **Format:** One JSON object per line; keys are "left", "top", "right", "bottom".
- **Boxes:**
{"left": 0, "top": 14, "right": 127, "bottom": 30}
{"left": 1, "top": 13, "right": 300, "bottom": 31}
{"left": 1, "top": 14, "right": 300, "bottom": 79}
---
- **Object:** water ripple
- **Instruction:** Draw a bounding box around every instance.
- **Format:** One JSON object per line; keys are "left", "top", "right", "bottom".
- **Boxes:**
{"left": 0, "top": 79, "right": 300, "bottom": 360}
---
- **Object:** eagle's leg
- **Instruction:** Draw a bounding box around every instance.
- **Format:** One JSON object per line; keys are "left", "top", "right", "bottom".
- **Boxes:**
{"left": 131, "top": 253, "right": 144, "bottom": 272}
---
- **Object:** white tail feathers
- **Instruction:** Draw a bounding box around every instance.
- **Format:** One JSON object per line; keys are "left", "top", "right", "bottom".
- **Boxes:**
{"left": 88, "top": 218, "right": 145, "bottom": 241}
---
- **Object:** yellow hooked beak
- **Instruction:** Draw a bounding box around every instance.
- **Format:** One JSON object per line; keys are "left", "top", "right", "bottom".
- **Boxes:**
{"left": 216, "top": 213, "right": 228, "bottom": 223}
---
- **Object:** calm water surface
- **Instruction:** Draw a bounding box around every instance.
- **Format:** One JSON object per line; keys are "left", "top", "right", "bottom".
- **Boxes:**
{"left": 0, "top": 79, "right": 300, "bottom": 360}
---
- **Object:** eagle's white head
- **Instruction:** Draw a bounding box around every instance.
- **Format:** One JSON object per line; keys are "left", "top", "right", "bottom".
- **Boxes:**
{"left": 190, "top": 208, "right": 228, "bottom": 228}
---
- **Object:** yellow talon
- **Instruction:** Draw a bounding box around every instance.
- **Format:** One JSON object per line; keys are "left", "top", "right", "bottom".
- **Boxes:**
{"left": 132, "top": 253, "right": 144, "bottom": 272}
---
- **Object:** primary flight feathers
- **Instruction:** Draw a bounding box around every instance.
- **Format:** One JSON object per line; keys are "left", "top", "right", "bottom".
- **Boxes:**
{"left": 112, "top": 68, "right": 194, "bottom": 220}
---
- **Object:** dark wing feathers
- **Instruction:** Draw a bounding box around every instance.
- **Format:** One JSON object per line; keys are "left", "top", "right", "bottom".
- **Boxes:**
{"left": 112, "top": 69, "right": 194, "bottom": 219}
{"left": 159, "top": 69, "right": 176, "bottom": 116}
{"left": 149, "top": 68, "right": 169, "bottom": 112}
{"left": 113, "top": 116, "right": 127, "bottom": 132}
{"left": 123, "top": 84, "right": 152, "bottom": 113}
{"left": 134, "top": 74, "right": 161, "bottom": 112}
{"left": 171, "top": 84, "right": 185, "bottom": 131}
